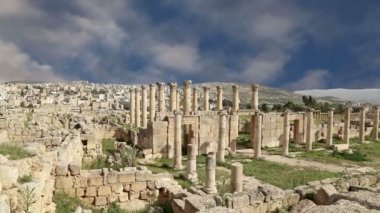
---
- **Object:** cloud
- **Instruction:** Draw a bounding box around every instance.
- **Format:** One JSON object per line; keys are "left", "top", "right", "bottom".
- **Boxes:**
{"left": 0, "top": 39, "right": 63, "bottom": 82}
{"left": 150, "top": 43, "right": 200, "bottom": 73}
{"left": 286, "top": 69, "right": 330, "bottom": 90}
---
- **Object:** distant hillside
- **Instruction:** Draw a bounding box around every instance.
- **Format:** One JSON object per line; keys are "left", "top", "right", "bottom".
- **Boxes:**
{"left": 295, "top": 89, "right": 380, "bottom": 105}
{"left": 193, "top": 82, "right": 343, "bottom": 105}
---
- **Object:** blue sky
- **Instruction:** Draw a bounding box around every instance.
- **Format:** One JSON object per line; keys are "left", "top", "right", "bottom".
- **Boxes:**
{"left": 0, "top": 0, "right": 379, "bottom": 90}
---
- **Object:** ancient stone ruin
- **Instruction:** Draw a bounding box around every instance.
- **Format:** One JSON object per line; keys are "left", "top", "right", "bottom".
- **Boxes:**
{"left": 0, "top": 81, "right": 379, "bottom": 213}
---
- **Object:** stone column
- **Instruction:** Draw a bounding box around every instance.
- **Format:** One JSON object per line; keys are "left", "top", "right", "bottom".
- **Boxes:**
{"left": 176, "top": 89, "right": 181, "bottom": 111}
{"left": 174, "top": 110, "right": 182, "bottom": 170}
{"left": 204, "top": 153, "right": 217, "bottom": 194}
{"left": 157, "top": 82, "right": 165, "bottom": 113}
{"left": 251, "top": 84, "right": 259, "bottom": 111}
{"left": 149, "top": 84, "right": 156, "bottom": 122}
{"left": 168, "top": 83, "right": 177, "bottom": 112}
{"left": 186, "top": 143, "right": 197, "bottom": 181}
{"left": 183, "top": 80, "right": 192, "bottom": 115}
{"left": 192, "top": 88, "right": 198, "bottom": 112}
{"left": 254, "top": 112, "right": 262, "bottom": 159}
{"left": 373, "top": 106, "right": 379, "bottom": 141}
{"left": 135, "top": 88, "right": 141, "bottom": 128}
{"left": 282, "top": 110, "right": 290, "bottom": 156}
{"left": 306, "top": 109, "right": 314, "bottom": 151}
{"left": 129, "top": 88, "right": 135, "bottom": 126}
{"left": 216, "top": 86, "right": 223, "bottom": 111}
{"left": 141, "top": 86, "right": 148, "bottom": 128}
{"left": 359, "top": 108, "right": 366, "bottom": 143}
{"left": 232, "top": 85, "right": 239, "bottom": 112}
{"left": 343, "top": 107, "right": 351, "bottom": 145}
{"left": 203, "top": 86, "right": 210, "bottom": 111}
{"left": 326, "top": 108, "right": 334, "bottom": 147}
{"left": 230, "top": 162, "right": 243, "bottom": 193}
{"left": 217, "top": 111, "right": 227, "bottom": 162}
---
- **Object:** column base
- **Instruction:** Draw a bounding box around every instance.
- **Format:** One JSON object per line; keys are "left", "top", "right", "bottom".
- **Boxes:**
{"left": 203, "top": 186, "right": 217, "bottom": 194}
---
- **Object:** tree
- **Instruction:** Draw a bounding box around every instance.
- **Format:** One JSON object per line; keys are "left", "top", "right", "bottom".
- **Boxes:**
{"left": 260, "top": 103, "right": 270, "bottom": 112}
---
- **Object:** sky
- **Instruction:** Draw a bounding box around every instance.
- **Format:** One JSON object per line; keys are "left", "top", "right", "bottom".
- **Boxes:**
{"left": 0, "top": 0, "right": 379, "bottom": 90}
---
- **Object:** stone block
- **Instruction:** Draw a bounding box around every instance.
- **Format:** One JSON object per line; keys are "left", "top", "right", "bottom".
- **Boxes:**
{"left": 85, "top": 187, "right": 97, "bottom": 197}
{"left": 130, "top": 182, "right": 147, "bottom": 192}
{"left": 107, "top": 173, "right": 118, "bottom": 184}
{"left": 63, "top": 188, "right": 76, "bottom": 197}
{"left": 97, "top": 186, "right": 111, "bottom": 196}
{"left": 111, "top": 183, "right": 123, "bottom": 194}
{"left": 118, "top": 171, "right": 135, "bottom": 183}
{"left": 314, "top": 184, "right": 338, "bottom": 205}
{"left": 136, "top": 170, "right": 153, "bottom": 181}
{"left": 118, "top": 193, "right": 129, "bottom": 202}
{"left": 290, "top": 199, "right": 316, "bottom": 213}
{"left": 82, "top": 197, "right": 94, "bottom": 206}
{"left": 55, "top": 177, "right": 73, "bottom": 189}
{"left": 69, "top": 164, "right": 80, "bottom": 176}
{"left": 55, "top": 164, "right": 68, "bottom": 176}
{"left": 95, "top": 196, "right": 107, "bottom": 206}
{"left": 76, "top": 188, "right": 85, "bottom": 197}
{"left": 107, "top": 195, "right": 118, "bottom": 203}
{"left": 74, "top": 176, "right": 87, "bottom": 188}
{"left": 129, "top": 191, "right": 140, "bottom": 200}
{"left": 123, "top": 183, "right": 130, "bottom": 192}
{"left": 88, "top": 176, "right": 104, "bottom": 186}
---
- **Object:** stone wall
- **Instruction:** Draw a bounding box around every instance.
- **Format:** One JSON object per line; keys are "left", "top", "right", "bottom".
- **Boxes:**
{"left": 53, "top": 165, "right": 180, "bottom": 210}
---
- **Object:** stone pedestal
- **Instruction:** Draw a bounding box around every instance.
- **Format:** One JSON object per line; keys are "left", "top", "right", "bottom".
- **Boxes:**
{"left": 204, "top": 153, "right": 217, "bottom": 194}
{"left": 157, "top": 82, "right": 165, "bottom": 113}
{"left": 141, "top": 86, "right": 147, "bottom": 128}
{"left": 183, "top": 80, "right": 192, "bottom": 115}
{"left": 326, "top": 109, "right": 334, "bottom": 147}
{"left": 254, "top": 112, "right": 262, "bottom": 158}
{"left": 203, "top": 86, "right": 209, "bottom": 111}
{"left": 186, "top": 144, "right": 197, "bottom": 181}
{"left": 169, "top": 83, "right": 177, "bottom": 112}
{"left": 216, "top": 86, "right": 223, "bottom": 111}
{"left": 343, "top": 107, "right": 351, "bottom": 145}
{"left": 282, "top": 110, "right": 290, "bottom": 156}
{"left": 359, "top": 108, "right": 366, "bottom": 143}
{"left": 232, "top": 85, "right": 239, "bottom": 112}
{"left": 306, "top": 109, "right": 314, "bottom": 151}
{"left": 217, "top": 111, "right": 227, "bottom": 162}
{"left": 192, "top": 88, "right": 198, "bottom": 112}
{"left": 251, "top": 84, "right": 259, "bottom": 111}
{"left": 129, "top": 88, "right": 135, "bottom": 127}
{"left": 149, "top": 84, "right": 156, "bottom": 122}
{"left": 135, "top": 88, "right": 141, "bottom": 128}
{"left": 373, "top": 106, "right": 379, "bottom": 141}
{"left": 174, "top": 110, "right": 183, "bottom": 170}
{"left": 230, "top": 163, "right": 243, "bottom": 193}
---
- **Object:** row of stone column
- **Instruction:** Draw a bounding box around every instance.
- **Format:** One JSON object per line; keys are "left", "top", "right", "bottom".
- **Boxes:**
{"left": 130, "top": 82, "right": 261, "bottom": 127}
{"left": 282, "top": 106, "right": 379, "bottom": 156}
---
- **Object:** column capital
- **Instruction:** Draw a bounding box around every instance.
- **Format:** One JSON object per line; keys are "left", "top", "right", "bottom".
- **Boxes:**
{"left": 251, "top": 84, "right": 260, "bottom": 91}
{"left": 306, "top": 107, "right": 315, "bottom": 112}
{"left": 232, "top": 84, "right": 239, "bottom": 90}
{"left": 141, "top": 85, "right": 147, "bottom": 90}
{"left": 192, "top": 87, "right": 199, "bottom": 93}
{"left": 216, "top": 85, "right": 223, "bottom": 91}
{"left": 203, "top": 86, "right": 210, "bottom": 91}
{"left": 374, "top": 106, "right": 379, "bottom": 110}
{"left": 329, "top": 108, "right": 335, "bottom": 112}
{"left": 149, "top": 84, "right": 156, "bottom": 88}
{"left": 174, "top": 110, "right": 183, "bottom": 116}
{"left": 156, "top": 82, "right": 165, "bottom": 88}
{"left": 218, "top": 110, "right": 228, "bottom": 116}
{"left": 183, "top": 80, "right": 192, "bottom": 87}
{"left": 134, "top": 87, "right": 140, "bottom": 92}
{"left": 168, "top": 82, "right": 177, "bottom": 88}
{"left": 283, "top": 110, "right": 291, "bottom": 115}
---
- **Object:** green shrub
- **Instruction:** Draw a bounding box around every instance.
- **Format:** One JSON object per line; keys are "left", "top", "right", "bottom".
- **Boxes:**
{"left": 0, "top": 143, "right": 30, "bottom": 160}
{"left": 107, "top": 202, "right": 125, "bottom": 213}
{"left": 19, "top": 174, "right": 33, "bottom": 183}
{"left": 331, "top": 150, "right": 369, "bottom": 162}
{"left": 81, "top": 156, "right": 109, "bottom": 170}
{"left": 120, "top": 145, "right": 138, "bottom": 167}
{"left": 54, "top": 193, "right": 81, "bottom": 213}
{"left": 102, "top": 138, "right": 116, "bottom": 155}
